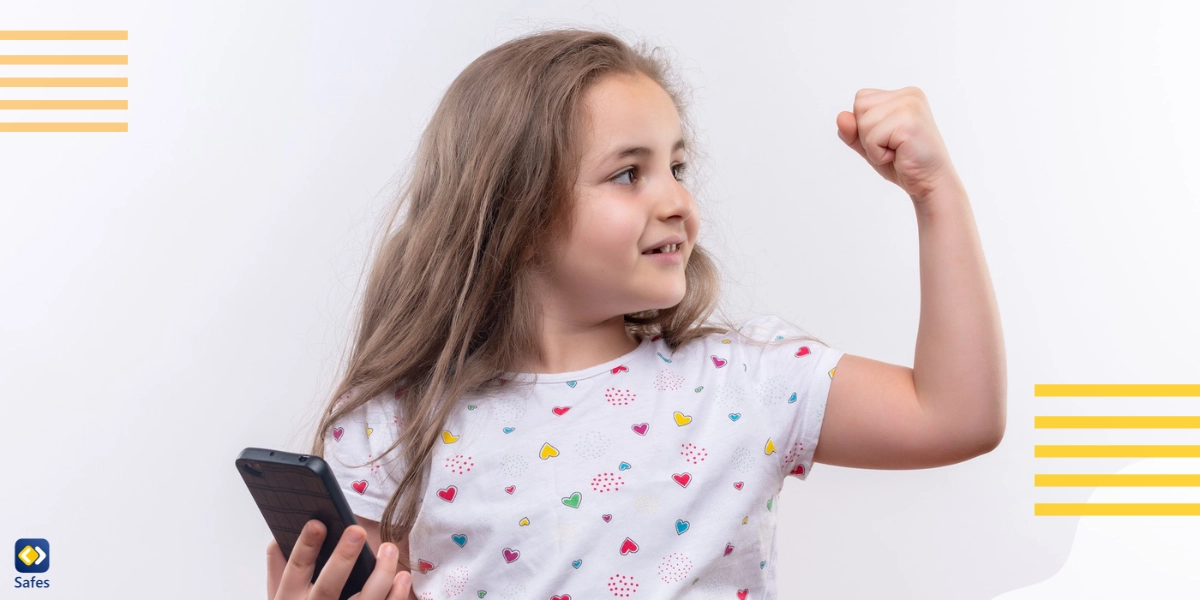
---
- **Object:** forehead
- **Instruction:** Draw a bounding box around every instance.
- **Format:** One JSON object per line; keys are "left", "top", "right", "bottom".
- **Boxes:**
{"left": 578, "top": 73, "right": 683, "bottom": 160}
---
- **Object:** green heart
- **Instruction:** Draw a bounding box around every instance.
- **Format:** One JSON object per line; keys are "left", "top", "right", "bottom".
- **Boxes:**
{"left": 467, "top": 405, "right": 477, "bottom": 410}
{"left": 477, "top": 591, "right": 486, "bottom": 598}
{"left": 767, "top": 496, "right": 773, "bottom": 511}
{"left": 561, "top": 491, "right": 582, "bottom": 508}
{"left": 694, "top": 386, "right": 703, "bottom": 392}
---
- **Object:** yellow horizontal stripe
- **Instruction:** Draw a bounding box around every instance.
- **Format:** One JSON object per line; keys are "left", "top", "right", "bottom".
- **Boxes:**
{"left": 1036, "top": 445, "right": 1200, "bottom": 458}
{"left": 1035, "top": 384, "right": 1200, "bottom": 397}
{"left": 0, "top": 122, "right": 127, "bottom": 132}
{"left": 1036, "top": 503, "right": 1200, "bottom": 516}
{"left": 1036, "top": 474, "right": 1200, "bottom": 486}
{"left": 0, "top": 100, "right": 127, "bottom": 110}
{"left": 0, "top": 78, "right": 127, "bottom": 87}
{"left": 1035, "top": 416, "right": 1200, "bottom": 428}
{"left": 0, "top": 55, "right": 128, "bottom": 65}
{"left": 0, "top": 31, "right": 127, "bottom": 40}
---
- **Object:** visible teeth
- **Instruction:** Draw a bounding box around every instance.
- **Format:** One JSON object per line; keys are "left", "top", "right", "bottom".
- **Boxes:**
{"left": 655, "top": 244, "right": 678, "bottom": 253}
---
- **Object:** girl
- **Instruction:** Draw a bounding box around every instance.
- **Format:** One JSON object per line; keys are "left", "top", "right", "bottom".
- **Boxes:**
{"left": 266, "top": 26, "right": 1005, "bottom": 600}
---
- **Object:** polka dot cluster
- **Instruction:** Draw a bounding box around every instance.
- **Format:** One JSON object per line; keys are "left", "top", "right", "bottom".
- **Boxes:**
{"left": 492, "top": 396, "right": 527, "bottom": 424}
{"left": 499, "top": 453, "right": 529, "bottom": 478}
{"left": 730, "top": 446, "right": 757, "bottom": 474}
{"left": 657, "top": 551, "right": 693, "bottom": 584}
{"left": 591, "top": 471, "right": 626, "bottom": 493}
{"left": 604, "top": 387, "right": 637, "bottom": 406}
{"left": 444, "top": 454, "right": 474, "bottom": 474}
{"left": 573, "top": 430, "right": 612, "bottom": 460}
{"left": 652, "top": 369, "right": 685, "bottom": 391}
{"left": 756, "top": 374, "right": 791, "bottom": 409}
{"left": 781, "top": 442, "right": 805, "bottom": 474}
{"left": 442, "top": 565, "right": 468, "bottom": 598}
{"left": 606, "top": 573, "right": 640, "bottom": 597}
{"left": 633, "top": 493, "right": 660, "bottom": 516}
{"left": 712, "top": 381, "right": 752, "bottom": 413}
{"left": 679, "top": 442, "right": 708, "bottom": 465}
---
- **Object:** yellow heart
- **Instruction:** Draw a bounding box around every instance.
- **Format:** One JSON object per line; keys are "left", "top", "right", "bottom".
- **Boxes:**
{"left": 366, "top": 427, "right": 373, "bottom": 436}
{"left": 442, "top": 430, "right": 459, "bottom": 444}
{"left": 764, "top": 438, "right": 776, "bottom": 455}
{"left": 539, "top": 443, "right": 559, "bottom": 460}
{"left": 519, "top": 517, "right": 530, "bottom": 526}
{"left": 721, "top": 339, "right": 730, "bottom": 344}
{"left": 742, "top": 516, "right": 748, "bottom": 524}
{"left": 829, "top": 366, "right": 837, "bottom": 378}
{"left": 673, "top": 411, "right": 693, "bottom": 426}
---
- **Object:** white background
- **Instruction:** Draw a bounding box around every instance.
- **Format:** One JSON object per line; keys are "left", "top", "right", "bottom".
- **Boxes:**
{"left": 3, "top": 1, "right": 1200, "bottom": 598}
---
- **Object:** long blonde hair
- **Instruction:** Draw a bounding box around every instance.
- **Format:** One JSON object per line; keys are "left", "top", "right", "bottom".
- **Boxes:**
{"left": 306, "top": 26, "right": 827, "bottom": 570}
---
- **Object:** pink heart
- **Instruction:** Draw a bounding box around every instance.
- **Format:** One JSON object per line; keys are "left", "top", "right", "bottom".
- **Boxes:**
{"left": 619, "top": 537, "right": 639, "bottom": 555}
{"left": 710, "top": 355, "right": 727, "bottom": 368}
{"left": 602, "top": 514, "right": 612, "bottom": 523}
{"left": 795, "top": 346, "right": 811, "bottom": 357}
{"left": 437, "top": 485, "right": 457, "bottom": 502}
{"left": 724, "top": 542, "right": 734, "bottom": 556}
{"left": 733, "top": 481, "right": 744, "bottom": 490}
{"left": 552, "top": 406, "right": 571, "bottom": 416}
{"left": 503, "top": 547, "right": 520, "bottom": 563}
{"left": 332, "top": 427, "right": 344, "bottom": 442}
{"left": 611, "top": 365, "right": 629, "bottom": 374}
{"left": 631, "top": 422, "right": 648, "bottom": 436}
{"left": 351, "top": 480, "right": 368, "bottom": 495}
{"left": 672, "top": 472, "right": 691, "bottom": 487}
{"left": 505, "top": 485, "right": 515, "bottom": 494}
{"left": 552, "top": 595, "right": 572, "bottom": 600}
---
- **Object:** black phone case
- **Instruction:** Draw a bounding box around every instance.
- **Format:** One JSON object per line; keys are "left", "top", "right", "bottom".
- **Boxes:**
{"left": 236, "top": 447, "right": 377, "bottom": 600}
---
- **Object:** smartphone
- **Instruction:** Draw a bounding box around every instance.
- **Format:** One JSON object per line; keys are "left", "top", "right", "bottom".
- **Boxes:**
{"left": 236, "top": 447, "right": 376, "bottom": 600}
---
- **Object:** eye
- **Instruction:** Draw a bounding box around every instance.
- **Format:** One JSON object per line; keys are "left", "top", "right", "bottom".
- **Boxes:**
{"left": 611, "top": 162, "right": 688, "bottom": 185}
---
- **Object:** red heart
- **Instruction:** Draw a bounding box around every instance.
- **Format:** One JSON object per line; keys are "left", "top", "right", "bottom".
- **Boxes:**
{"left": 552, "top": 406, "right": 571, "bottom": 416}
{"left": 417, "top": 559, "right": 434, "bottom": 574}
{"left": 552, "top": 596, "right": 572, "bottom": 600}
{"left": 631, "top": 422, "right": 648, "bottom": 436}
{"left": 437, "top": 485, "right": 457, "bottom": 502}
{"left": 737, "top": 589, "right": 749, "bottom": 600}
{"left": 710, "top": 355, "right": 727, "bottom": 368}
{"left": 332, "top": 427, "right": 344, "bottom": 442}
{"left": 619, "top": 537, "right": 639, "bottom": 555}
{"left": 351, "top": 480, "right": 368, "bottom": 495}
{"left": 672, "top": 472, "right": 691, "bottom": 487}
{"left": 790, "top": 463, "right": 805, "bottom": 476}
{"left": 724, "top": 542, "right": 734, "bottom": 556}
{"left": 611, "top": 365, "right": 629, "bottom": 374}
{"left": 795, "top": 346, "right": 811, "bottom": 357}
{"left": 505, "top": 485, "right": 515, "bottom": 494}
{"left": 733, "top": 481, "right": 744, "bottom": 490}
{"left": 502, "top": 547, "right": 520, "bottom": 563}
{"left": 602, "top": 514, "right": 612, "bottom": 522}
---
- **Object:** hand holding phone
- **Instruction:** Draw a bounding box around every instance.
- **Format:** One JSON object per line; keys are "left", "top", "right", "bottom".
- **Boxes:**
{"left": 265, "top": 519, "right": 412, "bottom": 600}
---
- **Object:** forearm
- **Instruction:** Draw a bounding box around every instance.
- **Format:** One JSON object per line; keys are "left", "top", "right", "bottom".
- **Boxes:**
{"left": 911, "top": 175, "right": 1007, "bottom": 445}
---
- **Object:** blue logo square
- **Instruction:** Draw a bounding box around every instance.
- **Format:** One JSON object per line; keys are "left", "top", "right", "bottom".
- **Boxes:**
{"left": 14, "top": 539, "right": 50, "bottom": 573}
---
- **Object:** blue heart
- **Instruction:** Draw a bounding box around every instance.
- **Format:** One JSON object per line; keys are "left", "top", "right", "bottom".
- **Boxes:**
{"left": 452, "top": 534, "right": 467, "bottom": 547}
{"left": 567, "top": 381, "right": 577, "bottom": 388}
{"left": 572, "top": 559, "right": 582, "bottom": 569}
{"left": 775, "top": 335, "right": 783, "bottom": 340}
{"left": 619, "top": 461, "right": 631, "bottom": 471}
{"left": 503, "top": 427, "right": 515, "bottom": 434}
{"left": 675, "top": 519, "right": 690, "bottom": 535}
{"left": 656, "top": 351, "right": 672, "bottom": 363}
{"left": 729, "top": 413, "right": 740, "bottom": 421}
{"left": 788, "top": 392, "right": 797, "bottom": 404}
{"left": 760, "top": 560, "right": 766, "bottom": 569}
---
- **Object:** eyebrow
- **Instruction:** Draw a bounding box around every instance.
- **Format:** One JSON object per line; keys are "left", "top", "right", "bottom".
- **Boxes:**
{"left": 606, "top": 138, "right": 686, "bottom": 161}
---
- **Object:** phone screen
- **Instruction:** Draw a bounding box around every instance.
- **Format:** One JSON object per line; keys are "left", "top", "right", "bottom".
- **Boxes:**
{"left": 237, "top": 448, "right": 376, "bottom": 600}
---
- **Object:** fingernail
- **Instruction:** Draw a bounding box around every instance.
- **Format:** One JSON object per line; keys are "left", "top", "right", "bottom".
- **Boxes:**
{"left": 347, "top": 528, "right": 364, "bottom": 543}
{"left": 380, "top": 544, "right": 396, "bottom": 559}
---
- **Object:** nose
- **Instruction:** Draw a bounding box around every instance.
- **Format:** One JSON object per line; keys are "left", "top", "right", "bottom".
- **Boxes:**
{"left": 651, "top": 169, "right": 693, "bottom": 221}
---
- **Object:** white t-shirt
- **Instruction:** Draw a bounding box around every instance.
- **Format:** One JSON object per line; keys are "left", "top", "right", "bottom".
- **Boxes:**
{"left": 324, "top": 314, "right": 845, "bottom": 600}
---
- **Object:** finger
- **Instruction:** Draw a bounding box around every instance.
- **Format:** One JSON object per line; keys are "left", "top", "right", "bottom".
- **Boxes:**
{"left": 837, "top": 112, "right": 870, "bottom": 163}
{"left": 352, "top": 542, "right": 398, "bottom": 599}
{"left": 385, "top": 570, "right": 414, "bottom": 600}
{"left": 276, "top": 520, "right": 326, "bottom": 599}
{"left": 310, "top": 524, "right": 367, "bottom": 600}
{"left": 266, "top": 538, "right": 285, "bottom": 599}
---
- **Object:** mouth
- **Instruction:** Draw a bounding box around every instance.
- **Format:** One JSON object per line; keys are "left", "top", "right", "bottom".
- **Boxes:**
{"left": 641, "top": 243, "right": 681, "bottom": 255}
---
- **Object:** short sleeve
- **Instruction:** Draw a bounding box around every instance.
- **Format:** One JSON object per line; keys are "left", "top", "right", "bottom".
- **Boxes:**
{"left": 323, "top": 387, "right": 407, "bottom": 522}
{"left": 738, "top": 314, "right": 845, "bottom": 481}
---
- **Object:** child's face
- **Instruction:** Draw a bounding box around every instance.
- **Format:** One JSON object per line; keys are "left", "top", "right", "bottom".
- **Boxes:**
{"left": 543, "top": 72, "right": 698, "bottom": 321}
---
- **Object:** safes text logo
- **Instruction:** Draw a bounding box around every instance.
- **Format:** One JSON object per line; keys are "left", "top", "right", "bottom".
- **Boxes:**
{"left": 14, "top": 538, "right": 50, "bottom": 589}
